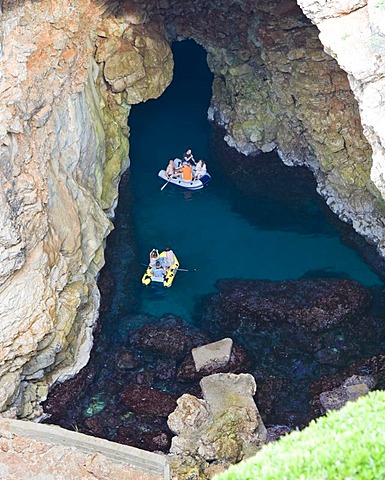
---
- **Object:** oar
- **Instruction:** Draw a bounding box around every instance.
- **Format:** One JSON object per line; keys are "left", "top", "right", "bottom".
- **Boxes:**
{"left": 161, "top": 179, "right": 170, "bottom": 191}
{"left": 141, "top": 263, "right": 195, "bottom": 272}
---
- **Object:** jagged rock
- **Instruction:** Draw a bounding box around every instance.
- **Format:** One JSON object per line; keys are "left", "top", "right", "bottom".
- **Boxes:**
{"left": 168, "top": 373, "right": 266, "bottom": 467}
{"left": 167, "top": 453, "right": 209, "bottom": 480}
{"left": 319, "top": 375, "right": 376, "bottom": 412}
{"left": 177, "top": 342, "right": 252, "bottom": 382}
{"left": 310, "top": 357, "right": 385, "bottom": 418}
{"left": 168, "top": 395, "right": 210, "bottom": 437}
{"left": 297, "top": 0, "right": 385, "bottom": 254}
{"left": 0, "top": 0, "right": 174, "bottom": 419}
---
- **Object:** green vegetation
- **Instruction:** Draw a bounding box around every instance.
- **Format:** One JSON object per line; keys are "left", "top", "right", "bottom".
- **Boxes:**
{"left": 374, "top": 0, "right": 385, "bottom": 9}
{"left": 215, "top": 391, "right": 385, "bottom": 480}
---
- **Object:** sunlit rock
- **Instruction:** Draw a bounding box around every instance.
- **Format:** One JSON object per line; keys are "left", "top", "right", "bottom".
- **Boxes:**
{"left": 1, "top": 0, "right": 385, "bottom": 436}
{"left": 168, "top": 373, "right": 266, "bottom": 476}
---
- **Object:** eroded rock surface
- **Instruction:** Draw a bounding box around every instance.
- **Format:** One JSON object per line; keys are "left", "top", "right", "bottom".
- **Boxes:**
{"left": 168, "top": 373, "right": 266, "bottom": 479}
{"left": 297, "top": 0, "right": 385, "bottom": 251}
{"left": 137, "top": 0, "right": 385, "bottom": 257}
{"left": 0, "top": 0, "right": 172, "bottom": 418}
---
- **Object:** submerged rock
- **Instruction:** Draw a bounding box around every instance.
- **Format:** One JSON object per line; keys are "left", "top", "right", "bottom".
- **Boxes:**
{"left": 131, "top": 317, "right": 210, "bottom": 359}
{"left": 120, "top": 384, "right": 177, "bottom": 417}
{"left": 43, "top": 366, "right": 97, "bottom": 423}
{"left": 116, "top": 425, "right": 172, "bottom": 453}
{"left": 203, "top": 278, "right": 371, "bottom": 333}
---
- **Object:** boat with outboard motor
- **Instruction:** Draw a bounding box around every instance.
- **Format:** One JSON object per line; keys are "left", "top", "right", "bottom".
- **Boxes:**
{"left": 158, "top": 158, "right": 211, "bottom": 191}
{"left": 141, "top": 250, "right": 180, "bottom": 288}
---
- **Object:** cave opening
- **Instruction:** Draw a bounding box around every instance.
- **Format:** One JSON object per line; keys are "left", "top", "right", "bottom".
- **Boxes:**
{"left": 42, "top": 38, "right": 385, "bottom": 452}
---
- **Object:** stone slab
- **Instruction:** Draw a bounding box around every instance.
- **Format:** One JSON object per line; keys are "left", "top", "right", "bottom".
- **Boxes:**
{"left": 0, "top": 418, "right": 170, "bottom": 480}
{"left": 192, "top": 338, "right": 233, "bottom": 372}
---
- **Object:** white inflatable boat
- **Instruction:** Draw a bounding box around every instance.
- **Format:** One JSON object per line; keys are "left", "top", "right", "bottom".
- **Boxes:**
{"left": 158, "top": 158, "right": 211, "bottom": 191}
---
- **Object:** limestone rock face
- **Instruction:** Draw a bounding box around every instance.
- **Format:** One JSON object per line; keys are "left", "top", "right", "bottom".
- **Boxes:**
{"left": 0, "top": 0, "right": 172, "bottom": 418}
{"left": 95, "top": 16, "right": 172, "bottom": 103}
{"left": 168, "top": 373, "right": 267, "bottom": 478}
{"left": 297, "top": 0, "right": 385, "bottom": 252}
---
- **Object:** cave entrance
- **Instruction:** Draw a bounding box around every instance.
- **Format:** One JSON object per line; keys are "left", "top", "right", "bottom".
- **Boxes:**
{"left": 125, "top": 39, "right": 384, "bottom": 324}
{"left": 43, "top": 39, "right": 385, "bottom": 453}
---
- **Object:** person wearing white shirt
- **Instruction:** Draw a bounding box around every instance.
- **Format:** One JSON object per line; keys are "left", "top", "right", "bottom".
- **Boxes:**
{"left": 194, "top": 160, "right": 207, "bottom": 180}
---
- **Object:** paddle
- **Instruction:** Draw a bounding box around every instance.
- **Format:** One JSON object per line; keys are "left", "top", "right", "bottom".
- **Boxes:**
{"left": 141, "top": 263, "right": 195, "bottom": 272}
{"left": 161, "top": 179, "right": 170, "bottom": 191}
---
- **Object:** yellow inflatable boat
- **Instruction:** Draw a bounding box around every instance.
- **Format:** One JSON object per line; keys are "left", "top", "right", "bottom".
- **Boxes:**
{"left": 141, "top": 250, "right": 180, "bottom": 288}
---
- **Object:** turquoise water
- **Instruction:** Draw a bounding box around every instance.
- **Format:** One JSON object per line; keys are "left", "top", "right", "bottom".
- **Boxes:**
{"left": 118, "top": 40, "right": 383, "bottom": 326}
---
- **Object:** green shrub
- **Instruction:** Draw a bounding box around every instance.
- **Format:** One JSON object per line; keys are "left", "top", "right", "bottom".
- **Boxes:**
{"left": 215, "top": 390, "right": 385, "bottom": 480}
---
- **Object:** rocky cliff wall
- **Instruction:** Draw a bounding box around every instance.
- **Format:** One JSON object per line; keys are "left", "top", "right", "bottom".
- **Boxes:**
{"left": 0, "top": 0, "right": 172, "bottom": 418}
{"left": 297, "top": 0, "right": 385, "bottom": 245}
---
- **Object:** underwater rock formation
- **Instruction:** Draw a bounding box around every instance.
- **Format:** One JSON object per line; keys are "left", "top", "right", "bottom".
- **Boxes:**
{"left": 41, "top": 314, "right": 257, "bottom": 459}
{"left": 199, "top": 277, "right": 385, "bottom": 429}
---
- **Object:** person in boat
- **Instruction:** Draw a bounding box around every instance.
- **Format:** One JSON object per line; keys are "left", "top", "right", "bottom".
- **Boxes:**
{"left": 165, "top": 160, "right": 175, "bottom": 178}
{"left": 164, "top": 246, "right": 175, "bottom": 268}
{"left": 183, "top": 149, "right": 196, "bottom": 165}
{"left": 149, "top": 248, "right": 160, "bottom": 266}
{"left": 194, "top": 160, "right": 207, "bottom": 180}
{"left": 178, "top": 162, "right": 193, "bottom": 181}
{"left": 151, "top": 261, "right": 166, "bottom": 279}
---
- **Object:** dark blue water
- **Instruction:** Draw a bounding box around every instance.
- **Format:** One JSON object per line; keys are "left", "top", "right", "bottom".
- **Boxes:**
{"left": 117, "top": 40, "right": 384, "bottom": 326}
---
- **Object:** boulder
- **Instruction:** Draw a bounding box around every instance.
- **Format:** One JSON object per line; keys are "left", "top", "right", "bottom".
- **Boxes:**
{"left": 177, "top": 342, "right": 252, "bottom": 382}
{"left": 192, "top": 338, "right": 233, "bottom": 372}
{"left": 319, "top": 374, "right": 376, "bottom": 412}
{"left": 168, "top": 373, "right": 266, "bottom": 465}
